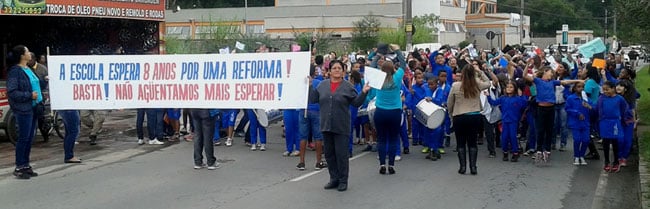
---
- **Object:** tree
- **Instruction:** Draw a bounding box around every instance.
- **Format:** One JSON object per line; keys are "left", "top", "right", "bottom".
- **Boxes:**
{"left": 497, "top": 0, "right": 603, "bottom": 37}
{"left": 378, "top": 14, "right": 439, "bottom": 49}
{"left": 614, "top": 0, "right": 650, "bottom": 44}
{"left": 351, "top": 14, "right": 381, "bottom": 51}
{"left": 292, "top": 28, "right": 335, "bottom": 55}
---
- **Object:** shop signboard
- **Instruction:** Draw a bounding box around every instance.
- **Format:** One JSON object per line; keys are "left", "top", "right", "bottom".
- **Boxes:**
{"left": 1, "top": 0, "right": 165, "bottom": 21}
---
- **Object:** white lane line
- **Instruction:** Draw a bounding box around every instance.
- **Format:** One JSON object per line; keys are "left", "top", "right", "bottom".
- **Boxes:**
{"left": 290, "top": 151, "right": 371, "bottom": 182}
{"left": 590, "top": 171, "right": 609, "bottom": 209}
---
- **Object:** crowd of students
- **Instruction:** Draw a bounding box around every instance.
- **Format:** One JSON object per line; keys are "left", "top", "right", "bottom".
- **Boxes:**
{"left": 8, "top": 42, "right": 640, "bottom": 183}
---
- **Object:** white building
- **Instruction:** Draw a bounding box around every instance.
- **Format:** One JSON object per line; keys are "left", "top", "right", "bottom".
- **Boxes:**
{"left": 465, "top": 0, "right": 531, "bottom": 50}
{"left": 165, "top": 0, "right": 471, "bottom": 44}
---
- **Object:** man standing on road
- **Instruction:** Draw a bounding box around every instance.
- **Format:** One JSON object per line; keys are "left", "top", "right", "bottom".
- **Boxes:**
{"left": 80, "top": 110, "right": 107, "bottom": 145}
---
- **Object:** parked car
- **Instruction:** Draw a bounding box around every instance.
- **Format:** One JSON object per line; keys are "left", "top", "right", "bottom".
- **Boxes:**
{"left": 0, "top": 81, "right": 64, "bottom": 145}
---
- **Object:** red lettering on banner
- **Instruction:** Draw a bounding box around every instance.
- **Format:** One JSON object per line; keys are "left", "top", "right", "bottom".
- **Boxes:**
{"left": 234, "top": 83, "right": 275, "bottom": 101}
{"left": 137, "top": 83, "right": 199, "bottom": 103}
{"left": 73, "top": 84, "right": 103, "bottom": 100}
{"left": 205, "top": 84, "right": 230, "bottom": 101}
{"left": 153, "top": 63, "right": 176, "bottom": 80}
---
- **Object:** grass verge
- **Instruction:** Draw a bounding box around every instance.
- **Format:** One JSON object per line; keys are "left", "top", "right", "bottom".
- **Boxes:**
{"left": 636, "top": 66, "right": 650, "bottom": 168}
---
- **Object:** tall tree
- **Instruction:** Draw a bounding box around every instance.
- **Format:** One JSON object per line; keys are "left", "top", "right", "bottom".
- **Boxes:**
{"left": 351, "top": 14, "right": 381, "bottom": 51}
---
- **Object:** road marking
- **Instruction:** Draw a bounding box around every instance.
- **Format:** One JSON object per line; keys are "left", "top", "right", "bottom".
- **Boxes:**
{"left": 290, "top": 151, "right": 370, "bottom": 182}
{"left": 591, "top": 170, "right": 609, "bottom": 209}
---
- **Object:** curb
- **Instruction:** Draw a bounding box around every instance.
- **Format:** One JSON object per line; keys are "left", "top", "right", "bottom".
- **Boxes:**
{"left": 640, "top": 143, "right": 650, "bottom": 209}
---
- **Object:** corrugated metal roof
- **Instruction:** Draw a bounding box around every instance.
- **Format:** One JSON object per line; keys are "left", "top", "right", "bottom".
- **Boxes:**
{"left": 165, "top": 3, "right": 403, "bottom": 22}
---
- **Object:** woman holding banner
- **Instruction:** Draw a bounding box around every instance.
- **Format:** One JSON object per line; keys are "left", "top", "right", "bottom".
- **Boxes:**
{"left": 310, "top": 59, "right": 370, "bottom": 192}
{"left": 7, "top": 45, "right": 45, "bottom": 179}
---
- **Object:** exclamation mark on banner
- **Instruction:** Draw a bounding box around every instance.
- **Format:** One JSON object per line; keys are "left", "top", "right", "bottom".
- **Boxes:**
{"left": 286, "top": 59, "right": 291, "bottom": 78}
{"left": 104, "top": 83, "right": 109, "bottom": 100}
{"left": 277, "top": 83, "right": 283, "bottom": 100}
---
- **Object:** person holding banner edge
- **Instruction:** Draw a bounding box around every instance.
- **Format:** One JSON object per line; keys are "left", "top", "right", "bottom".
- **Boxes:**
{"left": 310, "top": 59, "right": 370, "bottom": 192}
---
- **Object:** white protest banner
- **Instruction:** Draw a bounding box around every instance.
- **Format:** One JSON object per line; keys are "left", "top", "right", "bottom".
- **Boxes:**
{"left": 364, "top": 67, "right": 387, "bottom": 89}
{"left": 578, "top": 38, "right": 606, "bottom": 59}
{"left": 47, "top": 52, "right": 311, "bottom": 110}
{"left": 546, "top": 55, "right": 558, "bottom": 70}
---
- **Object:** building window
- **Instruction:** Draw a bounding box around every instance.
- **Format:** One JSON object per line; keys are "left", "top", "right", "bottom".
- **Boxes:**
{"left": 471, "top": 1, "right": 481, "bottom": 14}
{"left": 486, "top": 3, "right": 495, "bottom": 13}
{"left": 440, "top": 0, "right": 453, "bottom": 6}
{"left": 246, "top": 25, "right": 265, "bottom": 34}
{"left": 166, "top": 26, "right": 190, "bottom": 39}
{"left": 442, "top": 23, "right": 466, "bottom": 33}
{"left": 458, "top": 24, "right": 467, "bottom": 32}
{"left": 195, "top": 25, "right": 239, "bottom": 39}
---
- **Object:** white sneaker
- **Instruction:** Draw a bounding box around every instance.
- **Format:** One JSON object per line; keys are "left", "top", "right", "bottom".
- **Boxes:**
{"left": 74, "top": 141, "right": 79, "bottom": 145}
{"left": 137, "top": 139, "right": 145, "bottom": 145}
{"left": 395, "top": 155, "right": 402, "bottom": 161}
{"left": 290, "top": 150, "right": 300, "bottom": 157}
{"left": 149, "top": 138, "right": 164, "bottom": 145}
{"left": 573, "top": 158, "right": 580, "bottom": 165}
{"left": 207, "top": 163, "right": 220, "bottom": 170}
{"left": 259, "top": 144, "right": 266, "bottom": 151}
{"left": 282, "top": 151, "right": 290, "bottom": 156}
{"left": 225, "top": 138, "right": 233, "bottom": 147}
{"left": 580, "top": 157, "right": 588, "bottom": 165}
{"left": 194, "top": 164, "right": 204, "bottom": 169}
{"left": 250, "top": 144, "right": 257, "bottom": 151}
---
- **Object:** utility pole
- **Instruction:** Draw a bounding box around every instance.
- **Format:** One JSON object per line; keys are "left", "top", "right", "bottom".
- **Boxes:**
{"left": 405, "top": 0, "right": 413, "bottom": 52}
{"left": 613, "top": 9, "right": 617, "bottom": 36}
{"left": 603, "top": 0, "right": 608, "bottom": 48}
{"left": 520, "top": 0, "right": 524, "bottom": 45}
{"left": 244, "top": 0, "right": 248, "bottom": 34}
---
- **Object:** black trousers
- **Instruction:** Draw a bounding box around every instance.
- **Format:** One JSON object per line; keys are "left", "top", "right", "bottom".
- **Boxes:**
{"left": 323, "top": 131, "right": 350, "bottom": 184}
{"left": 453, "top": 114, "right": 482, "bottom": 149}
{"left": 536, "top": 106, "right": 555, "bottom": 152}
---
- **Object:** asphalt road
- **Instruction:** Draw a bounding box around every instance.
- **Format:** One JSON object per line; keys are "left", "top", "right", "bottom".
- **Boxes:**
{"left": 0, "top": 117, "right": 639, "bottom": 209}
{"left": 1, "top": 59, "right": 646, "bottom": 208}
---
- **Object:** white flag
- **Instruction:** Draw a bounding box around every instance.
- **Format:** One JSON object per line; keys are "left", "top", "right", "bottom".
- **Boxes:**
{"left": 219, "top": 47, "right": 230, "bottom": 54}
{"left": 236, "top": 41, "right": 246, "bottom": 50}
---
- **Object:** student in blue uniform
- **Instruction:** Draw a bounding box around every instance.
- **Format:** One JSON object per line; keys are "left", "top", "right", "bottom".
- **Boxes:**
{"left": 394, "top": 81, "right": 412, "bottom": 160}
{"left": 349, "top": 71, "right": 363, "bottom": 156}
{"left": 615, "top": 80, "right": 636, "bottom": 167}
{"left": 565, "top": 82, "right": 592, "bottom": 166}
{"left": 423, "top": 78, "right": 442, "bottom": 161}
{"left": 283, "top": 109, "right": 300, "bottom": 156}
{"left": 523, "top": 66, "right": 583, "bottom": 163}
{"left": 247, "top": 109, "right": 267, "bottom": 151}
{"left": 422, "top": 71, "right": 451, "bottom": 154}
{"left": 596, "top": 81, "right": 628, "bottom": 173}
{"left": 486, "top": 80, "right": 527, "bottom": 162}
{"left": 410, "top": 69, "right": 427, "bottom": 147}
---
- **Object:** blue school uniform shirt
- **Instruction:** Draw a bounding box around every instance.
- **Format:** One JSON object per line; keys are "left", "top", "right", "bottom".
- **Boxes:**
{"left": 533, "top": 78, "right": 561, "bottom": 103}
{"left": 596, "top": 95, "right": 628, "bottom": 139}
{"left": 431, "top": 83, "right": 450, "bottom": 107}
{"left": 486, "top": 95, "right": 527, "bottom": 123}
{"left": 565, "top": 94, "right": 591, "bottom": 129}
{"left": 410, "top": 82, "right": 427, "bottom": 110}
{"left": 374, "top": 67, "right": 405, "bottom": 110}
{"left": 306, "top": 79, "right": 321, "bottom": 112}
{"left": 400, "top": 82, "right": 411, "bottom": 109}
